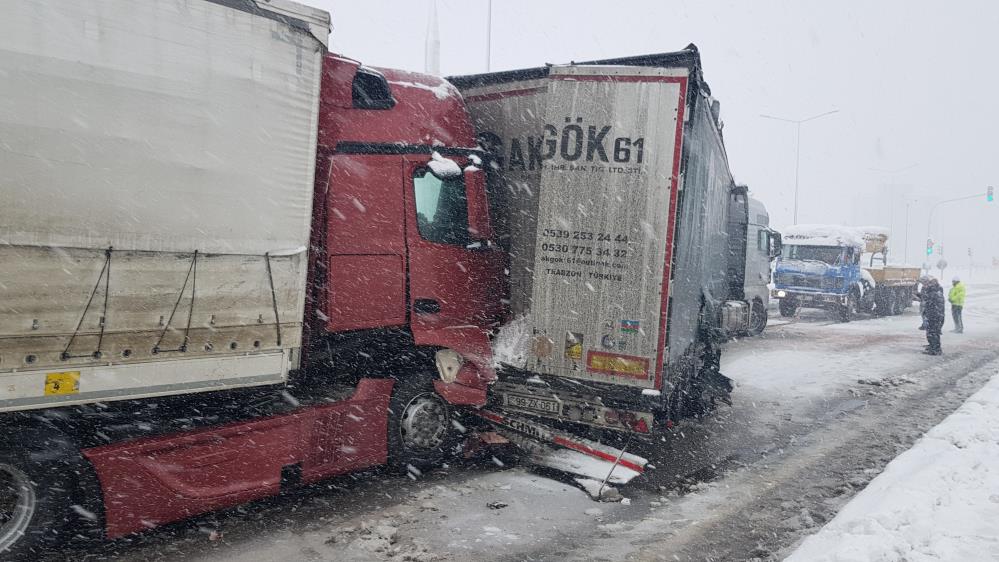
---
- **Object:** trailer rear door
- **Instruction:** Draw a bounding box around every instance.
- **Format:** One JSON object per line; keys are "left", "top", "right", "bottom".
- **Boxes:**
{"left": 528, "top": 65, "right": 688, "bottom": 390}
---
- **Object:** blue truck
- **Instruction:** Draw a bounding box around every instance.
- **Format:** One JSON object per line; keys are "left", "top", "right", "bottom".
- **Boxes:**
{"left": 772, "top": 225, "right": 920, "bottom": 322}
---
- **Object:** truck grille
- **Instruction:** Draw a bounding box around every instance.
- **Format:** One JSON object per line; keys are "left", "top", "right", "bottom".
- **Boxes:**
{"left": 778, "top": 273, "right": 822, "bottom": 289}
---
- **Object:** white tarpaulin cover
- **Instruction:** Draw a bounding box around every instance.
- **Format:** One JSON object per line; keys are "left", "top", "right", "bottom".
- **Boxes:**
{"left": 0, "top": 0, "right": 327, "bottom": 255}
{"left": 0, "top": 0, "right": 329, "bottom": 408}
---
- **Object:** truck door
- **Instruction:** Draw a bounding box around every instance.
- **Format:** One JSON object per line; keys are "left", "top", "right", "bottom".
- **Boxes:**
{"left": 403, "top": 155, "right": 505, "bottom": 331}
{"left": 747, "top": 227, "right": 773, "bottom": 286}
{"left": 323, "top": 154, "right": 408, "bottom": 331}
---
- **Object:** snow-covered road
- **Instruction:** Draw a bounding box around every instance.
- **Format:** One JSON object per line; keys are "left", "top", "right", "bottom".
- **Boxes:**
{"left": 58, "top": 281, "right": 999, "bottom": 561}
{"left": 785, "top": 358, "right": 999, "bottom": 561}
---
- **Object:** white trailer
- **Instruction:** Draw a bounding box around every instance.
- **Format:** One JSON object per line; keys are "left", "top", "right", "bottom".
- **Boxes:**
{"left": 0, "top": 0, "right": 330, "bottom": 412}
{"left": 453, "top": 47, "right": 738, "bottom": 435}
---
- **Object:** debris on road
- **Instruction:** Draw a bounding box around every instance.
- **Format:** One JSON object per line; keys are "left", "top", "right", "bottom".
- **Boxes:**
{"left": 857, "top": 376, "right": 917, "bottom": 387}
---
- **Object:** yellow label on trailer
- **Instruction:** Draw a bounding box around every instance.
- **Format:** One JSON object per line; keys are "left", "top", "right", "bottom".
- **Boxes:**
{"left": 44, "top": 371, "right": 80, "bottom": 396}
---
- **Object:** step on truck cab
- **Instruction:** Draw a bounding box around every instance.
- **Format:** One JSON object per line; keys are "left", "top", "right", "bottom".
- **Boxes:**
{"left": 0, "top": 0, "right": 503, "bottom": 556}
{"left": 773, "top": 225, "right": 919, "bottom": 321}
{"left": 450, "top": 46, "right": 747, "bottom": 440}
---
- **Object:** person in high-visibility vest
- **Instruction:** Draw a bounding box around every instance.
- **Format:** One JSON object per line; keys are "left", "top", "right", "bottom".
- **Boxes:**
{"left": 949, "top": 277, "right": 966, "bottom": 333}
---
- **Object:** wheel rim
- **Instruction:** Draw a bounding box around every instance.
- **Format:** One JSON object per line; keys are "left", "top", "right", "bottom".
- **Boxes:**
{"left": 0, "top": 463, "right": 36, "bottom": 553}
{"left": 399, "top": 393, "right": 450, "bottom": 452}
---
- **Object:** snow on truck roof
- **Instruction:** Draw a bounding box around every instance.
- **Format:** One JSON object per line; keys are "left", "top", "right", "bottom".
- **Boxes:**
{"left": 783, "top": 224, "right": 889, "bottom": 250}
{"left": 448, "top": 44, "right": 708, "bottom": 93}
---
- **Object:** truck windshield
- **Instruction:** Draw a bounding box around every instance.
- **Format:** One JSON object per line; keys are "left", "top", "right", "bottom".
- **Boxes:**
{"left": 413, "top": 167, "right": 470, "bottom": 246}
{"left": 785, "top": 245, "right": 843, "bottom": 265}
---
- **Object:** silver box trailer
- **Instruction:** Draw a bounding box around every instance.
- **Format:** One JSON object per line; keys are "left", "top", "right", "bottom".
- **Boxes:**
{"left": 453, "top": 47, "right": 736, "bottom": 431}
{"left": 0, "top": 0, "right": 330, "bottom": 411}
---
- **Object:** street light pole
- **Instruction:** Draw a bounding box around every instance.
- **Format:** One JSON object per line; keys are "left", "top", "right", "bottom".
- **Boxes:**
{"left": 485, "top": 0, "right": 492, "bottom": 71}
{"left": 794, "top": 122, "right": 801, "bottom": 225}
{"left": 761, "top": 109, "right": 839, "bottom": 224}
{"left": 925, "top": 190, "right": 993, "bottom": 269}
{"left": 904, "top": 201, "right": 911, "bottom": 265}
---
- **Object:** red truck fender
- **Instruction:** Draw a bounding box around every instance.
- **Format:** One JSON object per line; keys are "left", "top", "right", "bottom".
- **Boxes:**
{"left": 412, "top": 319, "right": 496, "bottom": 407}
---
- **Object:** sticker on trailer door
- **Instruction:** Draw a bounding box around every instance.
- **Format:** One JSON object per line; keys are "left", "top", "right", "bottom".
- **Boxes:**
{"left": 585, "top": 351, "right": 650, "bottom": 379}
{"left": 620, "top": 319, "right": 641, "bottom": 334}
{"left": 44, "top": 371, "right": 80, "bottom": 395}
{"left": 528, "top": 65, "right": 688, "bottom": 388}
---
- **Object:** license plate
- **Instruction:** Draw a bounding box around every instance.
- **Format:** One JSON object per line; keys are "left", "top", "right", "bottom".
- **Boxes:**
{"left": 503, "top": 393, "right": 561, "bottom": 416}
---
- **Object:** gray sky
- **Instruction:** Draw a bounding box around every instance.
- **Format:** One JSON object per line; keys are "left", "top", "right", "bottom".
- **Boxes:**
{"left": 315, "top": 0, "right": 998, "bottom": 268}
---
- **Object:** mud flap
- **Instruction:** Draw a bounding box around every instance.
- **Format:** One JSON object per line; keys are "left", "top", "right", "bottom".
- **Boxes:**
{"left": 474, "top": 409, "right": 648, "bottom": 485}
{"left": 700, "top": 343, "right": 733, "bottom": 407}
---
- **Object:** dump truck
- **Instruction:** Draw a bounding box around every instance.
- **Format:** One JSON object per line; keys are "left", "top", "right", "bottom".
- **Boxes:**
{"left": 773, "top": 225, "right": 920, "bottom": 321}
{"left": 451, "top": 46, "right": 760, "bottom": 440}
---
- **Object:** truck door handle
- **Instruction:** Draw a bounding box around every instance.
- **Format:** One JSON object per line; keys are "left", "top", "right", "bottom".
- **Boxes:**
{"left": 413, "top": 299, "right": 441, "bottom": 314}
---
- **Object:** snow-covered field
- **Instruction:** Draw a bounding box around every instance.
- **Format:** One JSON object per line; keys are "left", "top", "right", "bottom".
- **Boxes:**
{"left": 786, "top": 358, "right": 999, "bottom": 561}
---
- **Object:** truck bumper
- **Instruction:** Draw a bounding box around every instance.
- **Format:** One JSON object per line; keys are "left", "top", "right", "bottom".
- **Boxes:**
{"left": 490, "top": 380, "right": 654, "bottom": 435}
{"left": 772, "top": 289, "right": 847, "bottom": 307}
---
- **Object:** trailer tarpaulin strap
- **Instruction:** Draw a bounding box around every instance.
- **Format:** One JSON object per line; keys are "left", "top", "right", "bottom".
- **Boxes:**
{"left": 153, "top": 250, "right": 199, "bottom": 354}
{"left": 265, "top": 252, "right": 283, "bottom": 347}
{"left": 62, "top": 247, "right": 113, "bottom": 360}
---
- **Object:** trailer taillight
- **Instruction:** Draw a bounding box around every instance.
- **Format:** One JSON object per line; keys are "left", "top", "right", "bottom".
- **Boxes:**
{"left": 632, "top": 417, "right": 650, "bottom": 434}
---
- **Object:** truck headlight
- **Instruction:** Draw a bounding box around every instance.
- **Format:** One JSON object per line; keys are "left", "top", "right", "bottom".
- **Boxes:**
{"left": 777, "top": 290, "right": 787, "bottom": 298}
{"left": 434, "top": 349, "right": 463, "bottom": 383}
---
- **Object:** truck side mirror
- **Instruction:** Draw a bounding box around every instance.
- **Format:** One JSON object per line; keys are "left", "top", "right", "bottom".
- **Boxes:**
{"left": 769, "top": 231, "right": 782, "bottom": 260}
{"left": 464, "top": 166, "right": 494, "bottom": 242}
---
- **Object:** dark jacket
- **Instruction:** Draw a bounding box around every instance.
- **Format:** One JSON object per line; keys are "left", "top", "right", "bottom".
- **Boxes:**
{"left": 924, "top": 284, "right": 946, "bottom": 329}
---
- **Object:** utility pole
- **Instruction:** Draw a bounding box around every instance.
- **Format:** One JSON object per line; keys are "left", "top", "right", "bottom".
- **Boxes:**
{"left": 904, "top": 201, "right": 911, "bottom": 265}
{"left": 485, "top": 0, "right": 492, "bottom": 71}
{"left": 424, "top": 0, "right": 440, "bottom": 75}
{"left": 760, "top": 109, "right": 839, "bottom": 224}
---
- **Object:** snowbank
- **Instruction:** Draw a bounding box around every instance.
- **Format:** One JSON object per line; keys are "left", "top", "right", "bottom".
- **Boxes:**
{"left": 786, "top": 363, "right": 999, "bottom": 561}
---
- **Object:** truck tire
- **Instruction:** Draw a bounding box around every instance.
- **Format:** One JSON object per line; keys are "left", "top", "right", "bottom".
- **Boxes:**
{"left": 0, "top": 449, "right": 75, "bottom": 560}
{"left": 748, "top": 299, "right": 768, "bottom": 335}
{"left": 837, "top": 292, "right": 857, "bottom": 323}
{"left": 891, "top": 287, "right": 905, "bottom": 316}
{"left": 873, "top": 289, "right": 889, "bottom": 316}
{"left": 858, "top": 281, "right": 876, "bottom": 314}
{"left": 387, "top": 377, "right": 461, "bottom": 474}
{"left": 778, "top": 298, "right": 798, "bottom": 318}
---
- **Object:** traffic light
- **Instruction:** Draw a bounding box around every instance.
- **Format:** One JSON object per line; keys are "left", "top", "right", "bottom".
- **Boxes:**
{"left": 926, "top": 238, "right": 933, "bottom": 256}
{"left": 988, "top": 186, "right": 994, "bottom": 202}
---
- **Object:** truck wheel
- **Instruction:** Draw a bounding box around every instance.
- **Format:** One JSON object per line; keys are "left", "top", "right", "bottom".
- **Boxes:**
{"left": 778, "top": 298, "right": 798, "bottom": 318}
{"left": 891, "top": 289, "right": 905, "bottom": 316}
{"left": 873, "top": 290, "right": 888, "bottom": 316}
{"left": 749, "top": 300, "right": 768, "bottom": 335}
{"left": 858, "top": 281, "right": 875, "bottom": 314}
{"left": 387, "top": 377, "right": 461, "bottom": 473}
{"left": 838, "top": 293, "right": 857, "bottom": 322}
{"left": 0, "top": 451, "right": 74, "bottom": 559}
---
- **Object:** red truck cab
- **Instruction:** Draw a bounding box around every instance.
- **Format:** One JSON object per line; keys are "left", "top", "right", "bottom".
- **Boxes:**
{"left": 10, "top": 57, "right": 509, "bottom": 553}
{"left": 307, "top": 55, "right": 506, "bottom": 401}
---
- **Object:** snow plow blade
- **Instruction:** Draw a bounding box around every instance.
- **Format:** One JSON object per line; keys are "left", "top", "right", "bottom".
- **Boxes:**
{"left": 475, "top": 409, "right": 648, "bottom": 484}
